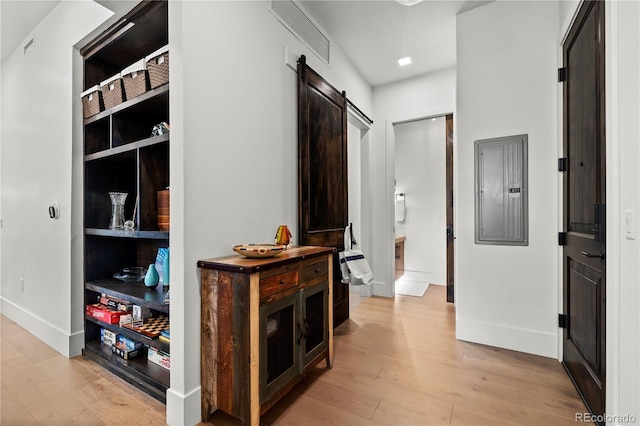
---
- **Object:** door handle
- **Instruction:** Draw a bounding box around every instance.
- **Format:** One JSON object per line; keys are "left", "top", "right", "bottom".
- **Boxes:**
{"left": 303, "top": 319, "right": 310, "bottom": 339}
{"left": 580, "top": 251, "right": 605, "bottom": 260}
{"left": 594, "top": 203, "right": 606, "bottom": 243}
{"left": 297, "top": 322, "right": 304, "bottom": 344}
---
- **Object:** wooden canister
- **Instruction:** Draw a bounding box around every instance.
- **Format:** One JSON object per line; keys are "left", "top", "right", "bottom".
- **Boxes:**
{"left": 157, "top": 189, "right": 170, "bottom": 231}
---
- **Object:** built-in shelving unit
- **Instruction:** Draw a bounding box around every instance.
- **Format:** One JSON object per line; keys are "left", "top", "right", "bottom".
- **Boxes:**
{"left": 81, "top": 0, "right": 170, "bottom": 403}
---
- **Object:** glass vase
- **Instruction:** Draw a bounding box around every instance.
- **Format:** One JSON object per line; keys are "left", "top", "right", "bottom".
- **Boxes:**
{"left": 108, "top": 192, "right": 128, "bottom": 230}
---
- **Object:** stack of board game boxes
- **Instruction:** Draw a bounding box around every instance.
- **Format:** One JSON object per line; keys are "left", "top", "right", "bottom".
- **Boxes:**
{"left": 86, "top": 293, "right": 170, "bottom": 369}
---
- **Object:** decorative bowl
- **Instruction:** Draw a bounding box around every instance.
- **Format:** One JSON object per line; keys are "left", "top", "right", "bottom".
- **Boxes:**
{"left": 113, "top": 267, "right": 147, "bottom": 282}
{"left": 232, "top": 244, "right": 287, "bottom": 259}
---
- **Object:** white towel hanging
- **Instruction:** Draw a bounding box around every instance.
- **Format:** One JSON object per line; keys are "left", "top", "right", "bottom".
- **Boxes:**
{"left": 395, "top": 193, "right": 406, "bottom": 222}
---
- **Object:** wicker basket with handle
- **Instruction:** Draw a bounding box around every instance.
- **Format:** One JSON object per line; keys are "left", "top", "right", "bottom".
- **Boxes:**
{"left": 122, "top": 59, "right": 149, "bottom": 100}
{"left": 100, "top": 74, "right": 125, "bottom": 109}
{"left": 81, "top": 85, "right": 103, "bottom": 118}
{"left": 146, "top": 45, "right": 169, "bottom": 89}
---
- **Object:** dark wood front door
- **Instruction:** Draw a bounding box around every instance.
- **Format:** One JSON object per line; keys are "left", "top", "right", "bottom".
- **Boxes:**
{"left": 562, "top": 1, "right": 606, "bottom": 420}
{"left": 297, "top": 56, "right": 350, "bottom": 327}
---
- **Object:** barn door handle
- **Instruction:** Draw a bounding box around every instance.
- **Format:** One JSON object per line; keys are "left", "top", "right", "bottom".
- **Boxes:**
{"left": 580, "top": 251, "right": 605, "bottom": 260}
{"left": 446, "top": 226, "right": 456, "bottom": 240}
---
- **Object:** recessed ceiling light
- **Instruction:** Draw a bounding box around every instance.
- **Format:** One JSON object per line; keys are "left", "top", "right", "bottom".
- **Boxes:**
{"left": 396, "top": 0, "right": 423, "bottom": 5}
{"left": 398, "top": 56, "right": 412, "bottom": 67}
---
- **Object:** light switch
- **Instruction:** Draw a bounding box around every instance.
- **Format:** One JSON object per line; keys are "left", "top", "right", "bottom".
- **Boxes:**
{"left": 625, "top": 209, "right": 635, "bottom": 240}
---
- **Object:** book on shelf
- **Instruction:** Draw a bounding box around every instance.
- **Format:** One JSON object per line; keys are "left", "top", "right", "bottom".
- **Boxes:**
{"left": 112, "top": 341, "right": 145, "bottom": 360}
{"left": 100, "top": 294, "right": 132, "bottom": 312}
{"left": 148, "top": 346, "right": 170, "bottom": 370}
{"left": 100, "top": 328, "right": 118, "bottom": 346}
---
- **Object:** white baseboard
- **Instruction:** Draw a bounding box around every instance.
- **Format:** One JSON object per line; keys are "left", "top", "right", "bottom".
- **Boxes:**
{"left": 372, "top": 280, "right": 393, "bottom": 298}
{"left": 1, "top": 297, "right": 84, "bottom": 357}
{"left": 456, "top": 317, "right": 557, "bottom": 358}
{"left": 166, "top": 385, "right": 201, "bottom": 426}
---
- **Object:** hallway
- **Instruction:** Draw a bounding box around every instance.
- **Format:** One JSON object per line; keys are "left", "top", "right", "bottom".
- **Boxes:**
{"left": 1, "top": 285, "right": 586, "bottom": 425}
{"left": 210, "top": 285, "right": 586, "bottom": 425}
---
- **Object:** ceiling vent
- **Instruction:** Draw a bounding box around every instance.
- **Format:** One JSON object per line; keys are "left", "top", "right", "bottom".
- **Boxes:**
{"left": 270, "top": 0, "right": 330, "bottom": 64}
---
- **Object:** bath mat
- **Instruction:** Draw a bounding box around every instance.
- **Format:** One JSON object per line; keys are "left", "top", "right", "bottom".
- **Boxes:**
{"left": 395, "top": 280, "right": 429, "bottom": 297}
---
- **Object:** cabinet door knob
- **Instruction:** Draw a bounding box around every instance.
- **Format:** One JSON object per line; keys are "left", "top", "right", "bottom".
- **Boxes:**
{"left": 280, "top": 280, "right": 286, "bottom": 285}
{"left": 315, "top": 268, "right": 320, "bottom": 273}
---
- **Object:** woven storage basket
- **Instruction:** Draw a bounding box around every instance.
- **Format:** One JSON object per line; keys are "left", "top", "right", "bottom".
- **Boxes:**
{"left": 81, "top": 85, "right": 103, "bottom": 119}
{"left": 100, "top": 74, "right": 125, "bottom": 109}
{"left": 146, "top": 46, "right": 169, "bottom": 89}
{"left": 122, "top": 59, "right": 149, "bottom": 100}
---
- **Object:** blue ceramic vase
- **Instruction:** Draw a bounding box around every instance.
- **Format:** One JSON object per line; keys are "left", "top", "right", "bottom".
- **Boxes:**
{"left": 144, "top": 264, "right": 160, "bottom": 288}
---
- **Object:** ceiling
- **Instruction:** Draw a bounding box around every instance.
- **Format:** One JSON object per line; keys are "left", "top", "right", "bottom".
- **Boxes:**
{"left": 299, "top": 0, "right": 493, "bottom": 86}
{"left": 1, "top": 0, "right": 492, "bottom": 86}
{"left": 1, "top": 1, "right": 60, "bottom": 64}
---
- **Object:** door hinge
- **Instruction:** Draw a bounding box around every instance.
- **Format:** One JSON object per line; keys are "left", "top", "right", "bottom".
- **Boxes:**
{"left": 558, "top": 314, "right": 568, "bottom": 329}
{"left": 558, "top": 67, "right": 567, "bottom": 82}
{"left": 558, "top": 157, "right": 567, "bottom": 172}
{"left": 558, "top": 232, "right": 567, "bottom": 246}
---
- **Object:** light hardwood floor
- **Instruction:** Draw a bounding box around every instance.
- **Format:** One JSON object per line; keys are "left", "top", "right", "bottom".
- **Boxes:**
{"left": 2, "top": 285, "right": 586, "bottom": 425}
{"left": 1, "top": 315, "right": 166, "bottom": 425}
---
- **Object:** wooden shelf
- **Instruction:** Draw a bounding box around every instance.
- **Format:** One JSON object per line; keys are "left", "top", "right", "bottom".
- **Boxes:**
{"left": 84, "top": 85, "right": 169, "bottom": 125}
{"left": 85, "top": 228, "right": 169, "bottom": 240}
{"left": 83, "top": 340, "right": 169, "bottom": 403}
{"left": 84, "top": 315, "right": 170, "bottom": 353}
{"left": 86, "top": 279, "right": 169, "bottom": 313}
{"left": 83, "top": 1, "right": 169, "bottom": 405}
{"left": 85, "top": 133, "right": 169, "bottom": 162}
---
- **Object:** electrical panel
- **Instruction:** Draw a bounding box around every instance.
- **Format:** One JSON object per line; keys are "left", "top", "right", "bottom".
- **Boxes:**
{"left": 475, "top": 134, "right": 528, "bottom": 246}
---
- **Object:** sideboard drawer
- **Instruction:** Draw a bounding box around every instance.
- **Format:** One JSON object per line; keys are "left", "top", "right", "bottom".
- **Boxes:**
{"left": 300, "top": 260, "right": 328, "bottom": 284}
{"left": 260, "top": 270, "right": 299, "bottom": 299}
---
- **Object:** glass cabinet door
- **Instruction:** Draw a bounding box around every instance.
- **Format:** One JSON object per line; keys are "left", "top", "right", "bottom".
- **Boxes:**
{"left": 259, "top": 292, "right": 299, "bottom": 403}
{"left": 300, "top": 281, "right": 328, "bottom": 368}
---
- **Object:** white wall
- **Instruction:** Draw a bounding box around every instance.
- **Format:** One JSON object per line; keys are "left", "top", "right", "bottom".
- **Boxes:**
{"left": 372, "top": 68, "right": 456, "bottom": 297}
{"left": 394, "top": 117, "right": 446, "bottom": 285}
{"left": 348, "top": 120, "right": 362, "bottom": 249}
{"left": 0, "top": 0, "right": 112, "bottom": 356}
{"left": 167, "top": 1, "right": 372, "bottom": 424}
{"left": 456, "top": 1, "right": 559, "bottom": 357}
{"left": 347, "top": 112, "right": 374, "bottom": 297}
{"left": 559, "top": 0, "right": 581, "bottom": 40}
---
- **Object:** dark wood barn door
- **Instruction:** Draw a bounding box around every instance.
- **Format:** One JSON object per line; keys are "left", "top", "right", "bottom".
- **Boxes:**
{"left": 445, "top": 114, "right": 454, "bottom": 303}
{"left": 562, "top": 0, "right": 606, "bottom": 420}
{"left": 297, "top": 56, "right": 350, "bottom": 327}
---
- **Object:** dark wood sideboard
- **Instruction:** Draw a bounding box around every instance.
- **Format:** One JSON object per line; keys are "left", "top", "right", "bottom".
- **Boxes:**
{"left": 198, "top": 246, "right": 335, "bottom": 425}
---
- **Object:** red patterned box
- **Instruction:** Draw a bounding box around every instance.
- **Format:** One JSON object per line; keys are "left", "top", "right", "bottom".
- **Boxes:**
{"left": 86, "top": 304, "right": 125, "bottom": 324}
